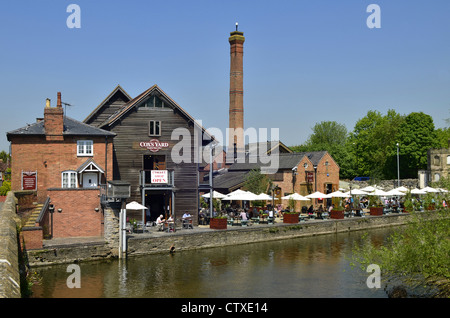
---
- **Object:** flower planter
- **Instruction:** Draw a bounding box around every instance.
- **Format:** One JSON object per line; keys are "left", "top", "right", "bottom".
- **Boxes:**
{"left": 210, "top": 218, "right": 227, "bottom": 230}
{"left": 330, "top": 210, "right": 345, "bottom": 219}
{"left": 370, "top": 207, "right": 383, "bottom": 216}
{"left": 283, "top": 213, "right": 299, "bottom": 224}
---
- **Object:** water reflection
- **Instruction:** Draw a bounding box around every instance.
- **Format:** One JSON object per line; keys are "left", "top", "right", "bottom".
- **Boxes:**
{"left": 32, "top": 227, "right": 397, "bottom": 298}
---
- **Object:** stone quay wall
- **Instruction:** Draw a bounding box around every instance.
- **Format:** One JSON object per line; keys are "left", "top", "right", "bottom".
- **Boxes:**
{"left": 126, "top": 214, "right": 408, "bottom": 257}
{"left": 0, "top": 192, "right": 21, "bottom": 298}
{"left": 26, "top": 213, "right": 410, "bottom": 267}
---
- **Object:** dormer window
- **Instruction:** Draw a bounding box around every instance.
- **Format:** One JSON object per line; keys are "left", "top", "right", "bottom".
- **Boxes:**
{"left": 77, "top": 140, "right": 93, "bottom": 156}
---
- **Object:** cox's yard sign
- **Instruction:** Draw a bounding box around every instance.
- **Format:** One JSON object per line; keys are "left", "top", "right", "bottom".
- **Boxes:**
{"left": 139, "top": 139, "right": 169, "bottom": 152}
{"left": 151, "top": 170, "right": 168, "bottom": 184}
{"left": 22, "top": 171, "right": 37, "bottom": 190}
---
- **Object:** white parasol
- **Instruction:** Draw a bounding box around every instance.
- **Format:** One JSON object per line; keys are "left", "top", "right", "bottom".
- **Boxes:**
{"left": 202, "top": 191, "right": 227, "bottom": 199}
{"left": 385, "top": 189, "right": 406, "bottom": 196}
{"left": 328, "top": 190, "right": 351, "bottom": 198}
{"left": 222, "top": 189, "right": 259, "bottom": 201}
{"left": 411, "top": 188, "right": 427, "bottom": 195}
{"left": 255, "top": 193, "right": 274, "bottom": 200}
{"left": 126, "top": 201, "right": 148, "bottom": 210}
{"left": 346, "top": 189, "right": 369, "bottom": 195}
{"left": 281, "top": 193, "right": 310, "bottom": 201}
{"left": 306, "top": 191, "right": 332, "bottom": 199}
{"left": 394, "top": 186, "right": 408, "bottom": 192}
{"left": 422, "top": 186, "right": 439, "bottom": 193}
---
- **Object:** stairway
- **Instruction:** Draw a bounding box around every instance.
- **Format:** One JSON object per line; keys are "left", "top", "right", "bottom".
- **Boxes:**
{"left": 24, "top": 203, "right": 44, "bottom": 228}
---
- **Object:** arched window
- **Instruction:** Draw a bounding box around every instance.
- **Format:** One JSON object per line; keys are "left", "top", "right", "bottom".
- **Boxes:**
{"left": 434, "top": 155, "right": 440, "bottom": 165}
{"left": 434, "top": 173, "right": 440, "bottom": 182}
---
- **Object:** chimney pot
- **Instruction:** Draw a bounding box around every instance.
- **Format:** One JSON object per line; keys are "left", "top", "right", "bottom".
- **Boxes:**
{"left": 57, "top": 92, "right": 62, "bottom": 108}
{"left": 46, "top": 98, "right": 51, "bottom": 108}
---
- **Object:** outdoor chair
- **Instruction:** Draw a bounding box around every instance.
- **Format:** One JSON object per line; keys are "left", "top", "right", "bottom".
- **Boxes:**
{"left": 183, "top": 218, "right": 193, "bottom": 229}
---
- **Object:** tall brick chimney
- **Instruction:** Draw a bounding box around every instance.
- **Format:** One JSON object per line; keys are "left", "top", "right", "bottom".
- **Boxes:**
{"left": 228, "top": 24, "right": 245, "bottom": 156}
{"left": 44, "top": 92, "right": 64, "bottom": 141}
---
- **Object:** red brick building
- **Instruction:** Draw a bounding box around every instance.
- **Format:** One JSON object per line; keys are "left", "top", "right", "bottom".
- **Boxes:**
{"left": 7, "top": 92, "right": 115, "bottom": 240}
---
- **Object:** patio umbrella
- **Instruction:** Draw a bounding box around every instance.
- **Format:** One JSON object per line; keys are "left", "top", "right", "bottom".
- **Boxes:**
{"left": 347, "top": 189, "right": 369, "bottom": 195}
{"left": 306, "top": 191, "right": 332, "bottom": 199}
{"left": 222, "top": 190, "right": 259, "bottom": 201}
{"left": 202, "top": 191, "right": 227, "bottom": 199}
{"left": 422, "top": 186, "right": 439, "bottom": 193}
{"left": 438, "top": 188, "right": 448, "bottom": 193}
{"left": 394, "top": 186, "right": 408, "bottom": 192}
{"left": 328, "top": 190, "right": 351, "bottom": 198}
{"left": 411, "top": 188, "right": 427, "bottom": 195}
{"left": 255, "top": 193, "right": 274, "bottom": 200}
{"left": 371, "top": 189, "right": 389, "bottom": 196}
{"left": 126, "top": 201, "right": 148, "bottom": 210}
{"left": 385, "top": 189, "right": 406, "bottom": 196}
{"left": 281, "top": 193, "right": 310, "bottom": 201}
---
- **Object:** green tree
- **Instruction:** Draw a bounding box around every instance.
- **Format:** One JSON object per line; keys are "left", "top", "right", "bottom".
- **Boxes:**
{"left": 243, "top": 169, "right": 270, "bottom": 194}
{"left": 396, "top": 112, "right": 439, "bottom": 178}
{"left": 434, "top": 127, "right": 450, "bottom": 149}
{"left": 349, "top": 110, "right": 404, "bottom": 180}
{"left": 290, "top": 121, "right": 355, "bottom": 178}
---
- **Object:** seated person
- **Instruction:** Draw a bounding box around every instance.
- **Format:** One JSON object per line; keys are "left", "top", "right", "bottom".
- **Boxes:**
{"left": 240, "top": 210, "right": 248, "bottom": 221}
{"left": 182, "top": 211, "right": 191, "bottom": 219}
{"left": 307, "top": 205, "right": 314, "bottom": 214}
{"left": 156, "top": 214, "right": 165, "bottom": 230}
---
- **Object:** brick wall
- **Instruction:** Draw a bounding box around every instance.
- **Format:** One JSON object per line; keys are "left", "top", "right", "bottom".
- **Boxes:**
{"left": 48, "top": 188, "right": 102, "bottom": 238}
{"left": 21, "top": 227, "right": 43, "bottom": 250}
{"left": 10, "top": 136, "right": 113, "bottom": 202}
{"left": 272, "top": 152, "right": 340, "bottom": 211}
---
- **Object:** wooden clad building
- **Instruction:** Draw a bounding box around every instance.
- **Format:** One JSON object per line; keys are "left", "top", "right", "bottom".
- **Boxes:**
{"left": 85, "top": 84, "right": 211, "bottom": 224}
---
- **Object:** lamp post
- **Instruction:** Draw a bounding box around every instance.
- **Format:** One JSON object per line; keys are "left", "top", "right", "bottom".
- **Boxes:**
{"left": 396, "top": 143, "right": 400, "bottom": 187}
{"left": 208, "top": 140, "right": 218, "bottom": 219}
{"left": 313, "top": 164, "right": 317, "bottom": 207}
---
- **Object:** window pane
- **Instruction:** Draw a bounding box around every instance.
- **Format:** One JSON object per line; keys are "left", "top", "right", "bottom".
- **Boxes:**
{"left": 70, "top": 172, "right": 76, "bottom": 188}
{"left": 62, "top": 174, "right": 68, "bottom": 188}
{"left": 86, "top": 142, "right": 92, "bottom": 154}
{"left": 149, "top": 121, "right": 154, "bottom": 135}
{"left": 155, "top": 121, "right": 160, "bottom": 135}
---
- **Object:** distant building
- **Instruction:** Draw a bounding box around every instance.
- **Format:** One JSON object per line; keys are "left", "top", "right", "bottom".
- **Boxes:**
{"left": 213, "top": 150, "right": 340, "bottom": 210}
{"left": 423, "top": 140, "right": 450, "bottom": 187}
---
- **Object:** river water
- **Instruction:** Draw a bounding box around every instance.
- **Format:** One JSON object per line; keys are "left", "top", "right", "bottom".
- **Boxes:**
{"left": 31, "top": 227, "right": 397, "bottom": 298}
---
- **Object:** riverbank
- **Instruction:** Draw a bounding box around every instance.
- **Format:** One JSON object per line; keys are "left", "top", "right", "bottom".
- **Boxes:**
{"left": 26, "top": 213, "right": 410, "bottom": 267}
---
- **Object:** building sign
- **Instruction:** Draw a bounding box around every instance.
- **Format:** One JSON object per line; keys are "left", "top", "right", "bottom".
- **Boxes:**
{"left": 151, "top": 170, "right": 168, "bottom": 184}
{"left": 22, "top": 171, "right": 37, "bottom": 190}
{"left": 139, "top": 139, "right": 169, "bottom": 152}
{"left": 306, "top": 172, "right": 314, "bottom": 183}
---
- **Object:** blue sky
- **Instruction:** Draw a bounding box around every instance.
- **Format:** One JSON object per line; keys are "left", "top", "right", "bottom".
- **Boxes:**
{"left": 1, "top": 0, "right": 450, "bottom": 152}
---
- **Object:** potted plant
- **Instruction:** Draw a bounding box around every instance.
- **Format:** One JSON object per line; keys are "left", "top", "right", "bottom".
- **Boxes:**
{"left": 210, "top": 214, "right": 228, "bottom": 230}
{"left": 330, "top": 205, "right": 345, "bottom": 219}
{"left": 330, "top": 197, "right": 345, "bottom": 219}
{"left": 368, "top": 195, "right": 383, "bottom": 216}
{"left": 283, "top": 198, "right": 300, "bottom": 223}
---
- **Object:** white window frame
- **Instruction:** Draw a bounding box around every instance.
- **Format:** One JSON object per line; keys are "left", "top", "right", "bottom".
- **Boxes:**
{"left": 77, "top": 140, "right": 93, "bottom": 156}
{"left": 149, "top": 120, "right": 161, "bottom": 136}
{"left": 62, "top": 170, "right": 78, "bottom": 188}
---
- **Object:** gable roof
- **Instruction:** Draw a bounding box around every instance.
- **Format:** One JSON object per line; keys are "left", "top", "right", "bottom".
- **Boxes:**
{"left": 228, "top": 151, "right": 329, "bottom": 171}
{"left": 98, "top": 84, "right": 214, "bottom": 141}
{"left": 83, "top": 84, "right": 132, "bottom": 125}
{"left": 6, "top": 116, "right": 116, "bottom": 140}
